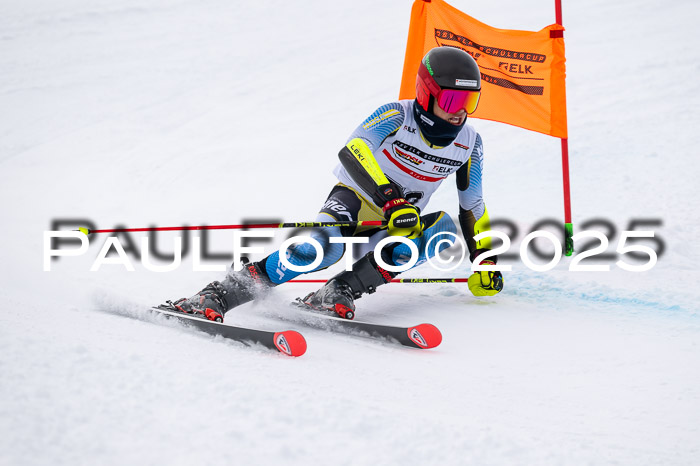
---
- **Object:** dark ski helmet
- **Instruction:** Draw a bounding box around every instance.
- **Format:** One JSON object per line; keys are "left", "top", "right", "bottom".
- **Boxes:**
{"left": 416, "top": 47, "right": 481, "bottom": 115}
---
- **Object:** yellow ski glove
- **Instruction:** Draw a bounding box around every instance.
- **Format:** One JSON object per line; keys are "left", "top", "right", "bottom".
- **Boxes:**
{"left": 468, "top": 260, "right": 504, "bottom": 297}
{"left": 382, "top": 198, "right": 424, "bottom": 239}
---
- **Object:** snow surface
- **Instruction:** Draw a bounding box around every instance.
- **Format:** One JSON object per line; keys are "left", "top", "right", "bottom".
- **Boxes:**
{"left": 2, "top": 0, "right": 700, "bottom": 465}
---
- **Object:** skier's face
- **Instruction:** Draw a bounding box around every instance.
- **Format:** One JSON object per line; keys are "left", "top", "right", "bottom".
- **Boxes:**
{"left": 432, "top": 101, "right": 467, "bottom": 126}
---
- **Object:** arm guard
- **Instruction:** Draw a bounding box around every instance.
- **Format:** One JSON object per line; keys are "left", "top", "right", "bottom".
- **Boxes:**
{"left": 456, "top": 133, "right": 493, "bottom": 263}
{"left": 338, "top": 137, "right": 403, "bottom": 208}
{"left": 459, "top": 206, "right": 496, "bottom": 263}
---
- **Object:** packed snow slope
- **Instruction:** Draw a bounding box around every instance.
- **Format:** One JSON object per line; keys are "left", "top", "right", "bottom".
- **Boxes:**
{"left": 1, "top": 0, "right": 699, "bottom": 465}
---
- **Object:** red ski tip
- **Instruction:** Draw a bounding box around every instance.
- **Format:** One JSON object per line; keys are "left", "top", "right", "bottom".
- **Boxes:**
{"left": 407, "top": 324, "right": 442, "bottom": 349}
{"left": 273, "top": 331, "right": 307, "bottom": 357}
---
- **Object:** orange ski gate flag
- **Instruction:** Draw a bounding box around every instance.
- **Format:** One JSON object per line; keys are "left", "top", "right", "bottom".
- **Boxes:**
{"left": 399, "top": 0, "right": 567, "bottom": 138}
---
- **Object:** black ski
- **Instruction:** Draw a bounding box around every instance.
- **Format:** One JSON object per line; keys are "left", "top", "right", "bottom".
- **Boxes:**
{"left": 150, "top": 305, "right": 307, "bottom": 357}
{"left": 289, "top": 302, "right": 442, "bottom": 349}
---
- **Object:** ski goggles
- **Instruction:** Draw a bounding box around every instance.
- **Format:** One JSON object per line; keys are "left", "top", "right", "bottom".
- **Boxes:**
{"left": 416, "top": 63, "right": 481, "bottom": 114}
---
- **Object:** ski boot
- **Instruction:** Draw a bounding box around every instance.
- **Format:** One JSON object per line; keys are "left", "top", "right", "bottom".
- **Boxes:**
{"left": 168, "top": 281, "right": 227, "bottom": 322}
{"left": 300, "top": 278, "right": 357, "bottom": 319}
{"left": 299, "top": 252, "right": 394, "bottom": 320}
{"left": 167, "top": 261, "right": 273, "bottom": 322}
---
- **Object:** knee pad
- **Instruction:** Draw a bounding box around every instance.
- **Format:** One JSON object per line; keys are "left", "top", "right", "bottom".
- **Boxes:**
{"left": 387, "top": 211, "right": 458, "bottom": 269}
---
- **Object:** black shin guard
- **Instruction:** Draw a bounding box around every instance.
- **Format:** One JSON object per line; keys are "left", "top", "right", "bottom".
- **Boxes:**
{"left": 219, "top": 261, "right": 274, "bottom": 312}
{"left": 333, "top": 253, "right": 395, "bottom": 299}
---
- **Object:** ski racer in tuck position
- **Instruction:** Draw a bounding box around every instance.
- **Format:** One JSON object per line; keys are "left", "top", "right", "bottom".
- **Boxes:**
{"left": 166, "top": 46, "right": 504, "bottom": 322}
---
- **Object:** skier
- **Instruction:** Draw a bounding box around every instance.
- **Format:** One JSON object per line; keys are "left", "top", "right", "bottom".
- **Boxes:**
{"left": 167, "top": 46, "right": 503, "bottom": 322}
